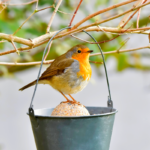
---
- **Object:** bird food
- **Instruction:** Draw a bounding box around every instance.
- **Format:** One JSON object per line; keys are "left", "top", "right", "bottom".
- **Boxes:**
{"left": 51, "top": 102, "right": 90, "bottom": 116}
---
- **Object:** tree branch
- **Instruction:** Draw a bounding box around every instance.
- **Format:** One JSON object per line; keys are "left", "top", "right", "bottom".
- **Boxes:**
{"left": 69, "top": 0, "right": 83, "bottom": 27}
{"left": 58, "top": 1, "right": 150, "bottom": 37}
{"left": 5, "top": 0, "right": 37, "bottom": 6}
{"left": 72, "top": 0, "right": 139, "bottom": 30}
{"left": 0, "top": 26, "right": 150, "bottom": 56}
{"left": 0, "top": 33, "right": 33, "bottom": 46}
{"left": 1, "top": 45, "right": 149, "bottom": 66}
{"left": 46, "top": 0, "right": 63, "bottom": 33}
{"left": 13, "top": 5, "right": 53, "bottom": 35}
{"left": 118, "top": 0, "right": 143, "bottom": 28}
{"left": 121, "top": 0, "right": 147, "bottom": 28}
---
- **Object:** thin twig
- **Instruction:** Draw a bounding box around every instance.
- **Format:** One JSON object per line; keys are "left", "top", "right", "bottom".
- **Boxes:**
{"left": 116, "top": 37, "right": 130, "bottom": 52}
{"left": 0, "top": 60, "right": 53, "bottom": 66}
{"left": 35, "top": 0, "right": 38, "bottom": 9}
{"left": 69, "top": 0, "right": 83, "bottom": 27}
{"left": 6, "top": 0, "right": 37, "bottom": 6}
{"left": 1, "top": 45, "right": 150, "bottom": 66}
{"left": 122, "top": 0, "right": 147, "bottom": 28}
{"left": 55, "top": 8, "right": 73, "bottom": 15}
{"left": 13, "top": 11, "right": 36, "bottom": 35}
{"left": 37, "top": 5, "right": 53, "bottom": 12}
{"left": 137, "top": 0, "right": 146, "bottom": 28}
{"left": 12, "top": 5, "right": 53, "bottom": 35}
{"left": 11, "top": 41, "right": 20, "bottom": 55}
{"left": 90, "top": 45, "right": 150, "bottom": 56}
{"left": 84, "top": 26, "right": 150, "bottom": 34}
{"left": 118, "top": 0, "right": 143, "bottom": 28}
{"left": 0, "top": 40, "right": 7, "bottom": 43}
{"left": 137, "top": 8, "right": 141, "bottom": 28}
{"left": 52, "top": 1, "right": 73, "bottom": 15}
{"left": 46, "top": 0, "right": 63, "bottom": 33}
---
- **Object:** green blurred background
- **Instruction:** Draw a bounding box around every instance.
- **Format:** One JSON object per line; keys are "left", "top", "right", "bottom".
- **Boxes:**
{"left": 0, "top": 0, "right": 150, "bottom": 78}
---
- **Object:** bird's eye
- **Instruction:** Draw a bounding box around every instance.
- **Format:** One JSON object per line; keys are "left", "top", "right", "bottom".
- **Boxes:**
{"left": 78, "top": 50, "right": 81, "bottom": 53}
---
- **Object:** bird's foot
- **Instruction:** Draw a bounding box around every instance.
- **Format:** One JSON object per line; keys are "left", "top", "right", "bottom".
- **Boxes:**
{"left": 61, "top": 100, "right": 82, "bottom": 105}
{"left": 61, "top": 99, "right": 73, "bottom": 104}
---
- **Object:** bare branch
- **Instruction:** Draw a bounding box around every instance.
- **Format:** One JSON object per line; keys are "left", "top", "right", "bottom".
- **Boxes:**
{"left": 116, "top": 37, "right": 130, "bottom": 52}
{"left": 84, "top": 26, "right": 150, "bottom": 34}
{"left": 90, "top": 45, "right": 150, "bottom": 57}
{"left": 13, "top": 5, "right": 53, "bottom": 35}
{"left": 72, "top": 0, "right": 139, "bottom": 30}
{"left": 72, "top": 25, "right": 131, "bottom": 44}
{"left": 46, "top": 0, "right": 63, "bottom": 33}
{"left": 0, "top": 60, "right": 53, "bottom": 66}
{"left": 11, "top": 41, "right": 20, "bottom": 55}
{"left": 13, "top": 11, "right": 36, "bottom": 35}
{"left": 69, "top": 0, "right": 83, "bottom": 27}
{"left": 1, "top": 26, "right": 150, "bottom": 56}
{"left": 54, "top": 1, "right": 150, "bottom": 39}
{"left": 137, "top": 0, "right": 146, "bottom": 28}
{"left": 1, "top": 45, "right": 150, "bottom": 66}
{"left": 6, "top": 0, "right": 37, "bottom": 6}
{"left": 35, "top": 0, "right": 38, "bottom": 9}
{"left": 37, "top": 5, "right": 53, "bottom": 12}
{"left": 0, "top": 33, "right": 33, "bottom": 46}
{"left": 118, "top": 0, "right": 143, "bottom": 28}
{"left": 122, "top": 0, "right": 147, "bottom": 28}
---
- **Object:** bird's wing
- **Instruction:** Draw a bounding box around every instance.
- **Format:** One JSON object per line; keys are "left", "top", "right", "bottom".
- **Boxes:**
{"left": 39, "top": 59, "right": 74, "bottom": 80}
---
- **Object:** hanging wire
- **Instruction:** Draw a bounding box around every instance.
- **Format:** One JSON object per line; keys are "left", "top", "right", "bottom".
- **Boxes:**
{"left": 29, "top": 26, "right": 113, "bottom": 110}
{"left": 29, "top": 27, "right": 71, "bottom": 109}
{"left": 82, "top": 30, "right": 113, "bottom": 108}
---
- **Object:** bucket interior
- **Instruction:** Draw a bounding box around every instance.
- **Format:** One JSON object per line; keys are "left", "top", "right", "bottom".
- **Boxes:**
{"left": 32, "top": 107, "right": 117, "bottom": 118}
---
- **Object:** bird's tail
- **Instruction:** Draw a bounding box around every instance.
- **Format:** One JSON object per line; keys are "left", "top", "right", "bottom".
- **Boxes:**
{"left": 19, "top": 80, "right": 37, "bottom": 91}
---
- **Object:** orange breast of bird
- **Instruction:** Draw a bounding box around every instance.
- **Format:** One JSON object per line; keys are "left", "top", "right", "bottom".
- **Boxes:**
{"left": 74, "top": 57, "right": 92, "bottom": 82}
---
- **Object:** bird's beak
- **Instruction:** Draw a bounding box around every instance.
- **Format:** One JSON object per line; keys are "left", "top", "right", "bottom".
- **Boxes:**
{"left": 87, "top": 50, "right": 93, "bottom": 53}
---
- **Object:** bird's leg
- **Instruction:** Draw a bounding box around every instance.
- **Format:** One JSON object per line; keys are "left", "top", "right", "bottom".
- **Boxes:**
{"left": 59, "top": 91, "right": 73, "bottom": 103}
{"left": 68, "top": 94, "right": 81, "bottom": 105}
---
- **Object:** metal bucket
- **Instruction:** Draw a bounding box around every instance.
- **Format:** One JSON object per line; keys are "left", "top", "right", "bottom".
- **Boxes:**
{"left": 29, "top": 107, "right": 116, "bottom": 150}
{"left": 27, "top": 27, "right": 117, "bottom": 150}
{"left": 28, "top": 107, "right": 116, "bottom": 150}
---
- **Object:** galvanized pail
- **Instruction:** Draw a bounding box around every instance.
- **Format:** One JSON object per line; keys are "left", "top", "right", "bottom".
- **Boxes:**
{"left": 28, "top": 107, "right": 116, "bottom": 150}
{"left": 27, "top": 27, "right": 117, "bottom": 150}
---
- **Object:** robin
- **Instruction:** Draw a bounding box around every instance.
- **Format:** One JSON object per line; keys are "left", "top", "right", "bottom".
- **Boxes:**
{"left": 19, "top": 45, "right": 93, "bottom": 104}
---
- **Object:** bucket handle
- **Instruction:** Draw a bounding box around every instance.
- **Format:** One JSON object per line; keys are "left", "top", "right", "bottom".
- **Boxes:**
{"left": 29, "top": 27, "right": 113, "bottom": 113}
{"left": 82, "top": 30, "right": 113, "bottom": 108}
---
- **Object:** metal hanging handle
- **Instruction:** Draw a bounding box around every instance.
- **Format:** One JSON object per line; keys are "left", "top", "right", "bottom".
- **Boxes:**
{"left": 29, "top": 26, "right": 71, "bottom": 112}
{"left": 29, "top": 26, "right": 113, "bottom": 113}
{"left": 82, "top": 30, "right": 113, "bottom": 108}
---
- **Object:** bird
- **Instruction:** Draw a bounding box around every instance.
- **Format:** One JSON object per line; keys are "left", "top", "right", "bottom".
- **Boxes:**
{"left": 19, "top": 45, "right": 93, "bottom": 104}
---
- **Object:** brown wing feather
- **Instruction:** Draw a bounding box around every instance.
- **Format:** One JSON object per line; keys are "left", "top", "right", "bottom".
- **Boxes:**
{"left": 39, "top": 59, "right": 74, "bottom": 80}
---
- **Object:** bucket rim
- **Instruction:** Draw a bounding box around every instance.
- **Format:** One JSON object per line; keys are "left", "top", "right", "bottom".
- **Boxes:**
{"left": 27, "top": 106, "right": 118, "bottom": 119}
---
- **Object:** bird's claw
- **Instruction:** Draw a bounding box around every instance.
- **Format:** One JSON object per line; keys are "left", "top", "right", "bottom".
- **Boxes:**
{"left": 61, "top": 100, "right": 83, "bottom": 106}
